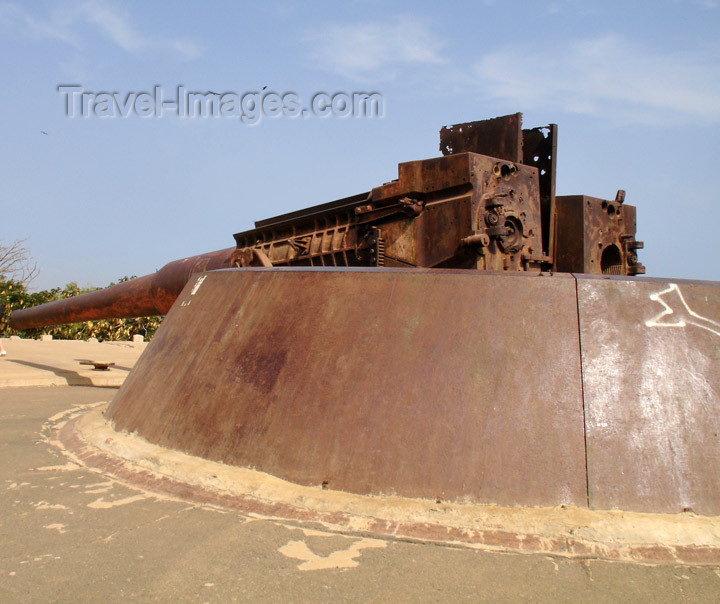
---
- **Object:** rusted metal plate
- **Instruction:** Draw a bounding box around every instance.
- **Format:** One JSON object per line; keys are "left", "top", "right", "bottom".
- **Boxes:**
{"left": 79, "top": 360, "right": 115, "bottom": 371}
{"left": 107, "top": 268, "right": 587, "bottom": 507}
{"left": 522, "top": 124, "right": 557, "bottom": 257}
{"left": 440, "top": 113, "right": 523, "bottom": 162}
{"left": 554, "top": 196, "right": 644, "bottom": 276}
{"left": 578, "top": 276, "right": 720, "bottom": 515}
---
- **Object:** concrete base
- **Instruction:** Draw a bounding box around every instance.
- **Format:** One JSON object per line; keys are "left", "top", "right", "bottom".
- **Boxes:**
{"left": 55, "top": 404, "right": 720, "bottom": 564}
{"left": 106, "top": 268, "right": 720, "bottom": 514}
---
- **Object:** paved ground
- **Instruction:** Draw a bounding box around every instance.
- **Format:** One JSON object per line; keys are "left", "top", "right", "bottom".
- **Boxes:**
{"left": 1, "top": 341, "right": 719, "bottom": 602}
{"left": 1, "top": 386, "right": 719, "bottom": 603}
{"left": 0, "top": 338, "right": 146, "bottom": 388}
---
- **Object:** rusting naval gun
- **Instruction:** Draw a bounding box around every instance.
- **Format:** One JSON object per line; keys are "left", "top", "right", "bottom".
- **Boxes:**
{"left": 9, "top": 113, "right": 644, "bottom": 331}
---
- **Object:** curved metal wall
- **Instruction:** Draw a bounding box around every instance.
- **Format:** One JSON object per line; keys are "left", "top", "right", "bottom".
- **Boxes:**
{"left": 105, "top": 268, "right": 720, "bottom": 513}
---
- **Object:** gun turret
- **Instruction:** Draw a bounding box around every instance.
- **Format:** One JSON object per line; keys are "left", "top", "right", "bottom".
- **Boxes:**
{"left": 8, "top": 113, "right": 644, "bottom": 331}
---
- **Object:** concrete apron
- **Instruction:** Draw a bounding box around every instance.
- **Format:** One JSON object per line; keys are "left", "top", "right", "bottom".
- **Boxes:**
{"left": 52, "top": 403, "right": 720, "bottom": 565}
{"left": 99, "top": 268, "right": 720, "bottom": 519}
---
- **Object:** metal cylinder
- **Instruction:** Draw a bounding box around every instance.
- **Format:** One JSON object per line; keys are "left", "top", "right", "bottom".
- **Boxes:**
{"left": 8, "top": 247, "right": 236, "bottom": 330}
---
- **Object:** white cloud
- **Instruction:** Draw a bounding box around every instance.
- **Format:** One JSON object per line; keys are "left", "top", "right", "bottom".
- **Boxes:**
{"left": 688, "top": 0, "right": 718, "bottom": 8}
{"left": 306, "top": 17, "right": 445, "bottom": 81}
{"left": 0, "top": 1, "right": 202, "bottom": 60}
{"left": 0, "top": 3, "right": 79, "bottom": 46}
{"left": 474, "top": 34, "right": 720, "bottom": 124}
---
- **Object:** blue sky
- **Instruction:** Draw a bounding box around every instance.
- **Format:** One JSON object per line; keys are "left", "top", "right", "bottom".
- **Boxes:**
{"left": 1, "top": 0, "right": 719, "bottom": 290}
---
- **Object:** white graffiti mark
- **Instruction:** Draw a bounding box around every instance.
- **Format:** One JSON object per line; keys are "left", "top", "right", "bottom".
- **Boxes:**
{"left": 190, "top": 275, "right": 207, "bottom": 296}
{"left": 645, "top": 283, "right": 720, "bottom": 337}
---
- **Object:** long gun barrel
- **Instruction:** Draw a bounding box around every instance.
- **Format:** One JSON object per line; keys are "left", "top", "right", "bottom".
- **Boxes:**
{"left": 8, "top": 247, "right": 235, "bottom": 330}
{"left": 7, "top": 113, "right": 644, "bottom": 332}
